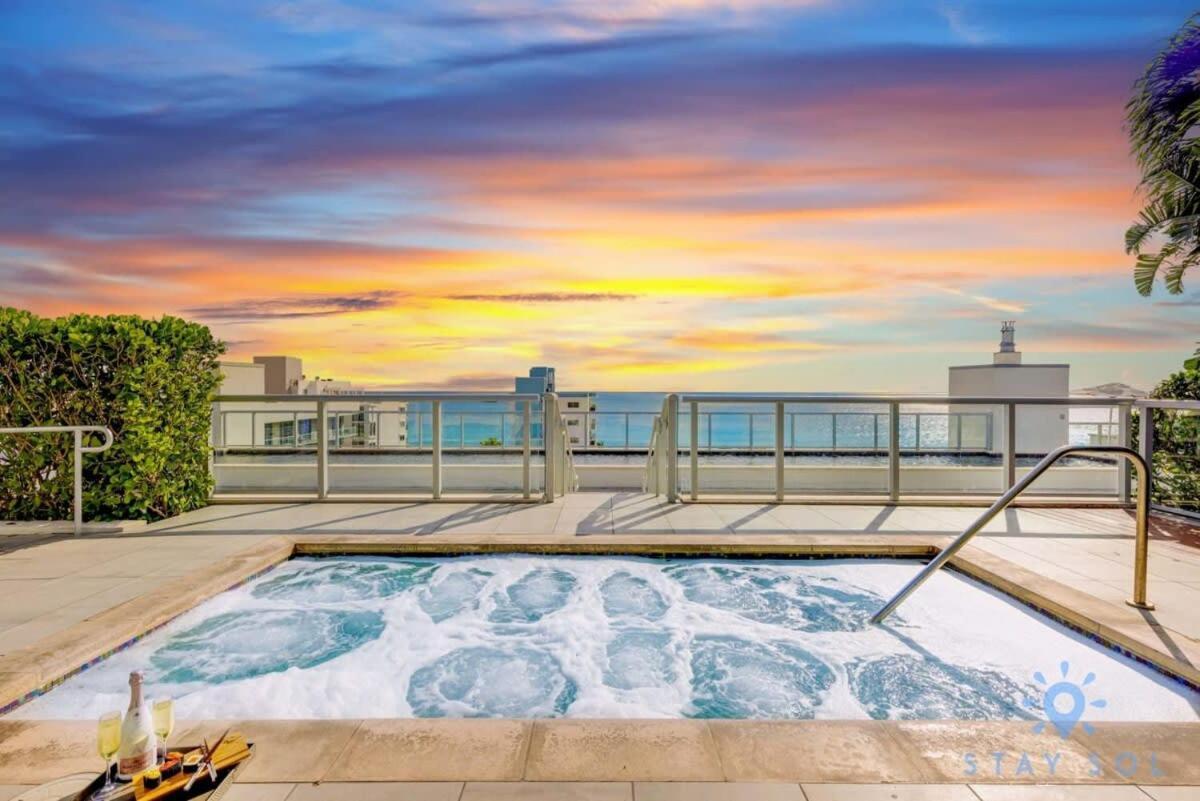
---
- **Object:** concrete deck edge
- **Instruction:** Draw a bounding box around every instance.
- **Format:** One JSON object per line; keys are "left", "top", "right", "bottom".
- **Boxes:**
{"left": 1, "top": 719, "right": 1197, "bottom": 785}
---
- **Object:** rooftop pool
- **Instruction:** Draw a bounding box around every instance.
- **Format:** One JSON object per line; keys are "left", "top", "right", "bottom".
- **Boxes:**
{"left": 15, "top": 555, "right": 1199, "bottom": 721}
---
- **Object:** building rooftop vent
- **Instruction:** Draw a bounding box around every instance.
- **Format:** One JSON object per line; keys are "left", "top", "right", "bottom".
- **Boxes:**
{"left": 994, "top": 321, "right": 1021, "bottom": 365}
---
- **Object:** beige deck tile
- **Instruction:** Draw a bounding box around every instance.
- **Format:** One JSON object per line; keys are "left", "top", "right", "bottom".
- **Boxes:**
{"left": 801, "top": 785, "right": 979, "bottom": 801}
{"left": 289, "top": 782, "right": 463, "bottom": 800}
{"left": 0, "top": 721, "right": 101, "bottom": 784}
{"left": 1138, "top": 787, "right": 1200, "bottom": 800}
{"left": 174, "top": 720, "right": 362, "bottom": 784}
{"left": 709, "top": 720, "right": 933, "bottom": 783}
{"left": 556, "top": 507, "right": 615, "bottom": 536}
{"left": 969, "top": 785, "right": 1150, "bottom": 800}
{"left": 796, "top": 504, "right": 912, "bottom": 532}
{"left": 524, "top": 720, "right": 723, "bottom": 782}
{"left": 463, "top": 781, "right": 631, "bottom": 800}
{"left": 635, "top": 782, "right": 804, "bottom": 800}
{"left": 889, "top": 721, "right": 1113, "bottom": 784}
{"left": 1070, "top": 723, "right": 1200, "bottom": 785}
{"left": 0, "top": 577, "right": 140, "bottom": 623}
{"left": 325, "top": 720, "right": 530, "bottom": 782}
{"left": 222, "top": 784, "right": 298, "bottom": 801}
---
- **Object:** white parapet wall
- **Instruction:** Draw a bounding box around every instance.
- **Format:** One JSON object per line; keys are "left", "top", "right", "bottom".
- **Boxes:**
{"left": 213, "top": 461, "right": 1120, "bottom": 496}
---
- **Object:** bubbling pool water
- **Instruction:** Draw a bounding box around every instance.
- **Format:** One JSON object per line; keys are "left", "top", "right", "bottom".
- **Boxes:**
{"left": 13, "top": 555, "right": 1200, "bottom": 721}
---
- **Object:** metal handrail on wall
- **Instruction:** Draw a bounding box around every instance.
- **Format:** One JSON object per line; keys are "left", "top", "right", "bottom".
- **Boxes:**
{"left": 871, "top": 445, "right": 1152, "bottom": 623}
{"left": 0, "top": 425, "right": 115, "bottom": 536}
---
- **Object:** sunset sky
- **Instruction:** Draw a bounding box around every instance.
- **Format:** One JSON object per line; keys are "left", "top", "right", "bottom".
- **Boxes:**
{"left": 3, "top": 0, "right": 1199, "bottom": 392}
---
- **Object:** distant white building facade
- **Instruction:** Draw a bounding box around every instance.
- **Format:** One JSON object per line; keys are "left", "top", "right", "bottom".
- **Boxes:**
{"left": 514, "top": 366, "right": 597, "bottom": 447}
{"left": 215, "top": 356, "right": 406, "bottom": 448}
{"left": 948, "top": 322, "right": 1069, "bottom": 454}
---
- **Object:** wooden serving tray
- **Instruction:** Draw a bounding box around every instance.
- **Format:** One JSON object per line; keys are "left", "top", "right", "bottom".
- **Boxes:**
{"left": 75, "top": 736, "right": 253, "bottom": 801}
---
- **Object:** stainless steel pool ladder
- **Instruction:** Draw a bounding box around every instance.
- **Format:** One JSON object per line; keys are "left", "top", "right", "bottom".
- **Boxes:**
{"left": 871, "top": 445, "right": 1153, "bottom": 624}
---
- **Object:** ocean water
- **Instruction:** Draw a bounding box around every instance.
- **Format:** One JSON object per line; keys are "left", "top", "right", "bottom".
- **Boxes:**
{"left": 16, "top": 556, "right": 1198, "bottom": 721}
{"left": 303, "top": 392, "right": 1117, "bottom": 451}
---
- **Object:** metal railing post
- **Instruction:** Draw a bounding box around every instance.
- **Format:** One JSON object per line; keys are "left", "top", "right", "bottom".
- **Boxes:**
{"left": 1118, "top": 403, "right": 1132, "bottom": 504}
{"left": 72, "top": 429, "right": 83, "bottom": 536}
{"left": 666, "top": 394, "right": 679, "bottom": 503}
{"left": 543, "top": 393, "right": 555, "bottom": 502}
{"left": 1138, "top": 404, "right": 1154, "bottom": 506}
{"left": 888, "top": 402, "right": 900, "bottom": 502}
{"left": 522, "top": 400, "right": 532, "bottom": 499}
{"left": 431, "top": 400, "right": 442, "bottom": 499}
{"left": 774, "top": 401, "right": 785, "bottom": 502}
{"left": 316, "top": 400, "right": 329, "bottom": 499}
{"left": 689, "top": 401, "right": 699, "bottom": 501}
{"left": 1004, "top": 403, "right": 1017, "bottom": 490}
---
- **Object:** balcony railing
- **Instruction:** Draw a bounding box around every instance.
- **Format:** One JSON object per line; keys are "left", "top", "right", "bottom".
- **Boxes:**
{"left": 210, "top": 392, "right": 574, "bottom": 502}
{"left": 646, "top": 394, "right": 1137, "bottom": 503}
{"left": 1137, "top": 398, "right": 1200, "bottom": 519}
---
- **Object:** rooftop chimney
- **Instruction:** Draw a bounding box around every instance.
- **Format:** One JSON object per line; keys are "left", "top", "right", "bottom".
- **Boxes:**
{"left": 994, "top": 321, "right": 1022, "bottom": 365}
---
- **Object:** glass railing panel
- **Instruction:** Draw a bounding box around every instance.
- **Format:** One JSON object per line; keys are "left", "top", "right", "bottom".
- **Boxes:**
{"left": 1020, "top": 404, "right": 1122, "bottom": 497}
{"left": 1148, "top": 406, "right": 1199, "bottom": 513}
{"left": 211, "top": 400, "right": 320, "bottom": 495}
{"left": 898, "top": 402, "right": 1003, "bottom": 495}
{"left": 785, "top": 403, "right": 889, "bottom": 495}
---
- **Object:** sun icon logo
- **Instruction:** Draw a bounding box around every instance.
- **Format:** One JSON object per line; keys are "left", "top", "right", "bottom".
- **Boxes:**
{"left": 1024, "top": 660, "right": 1107, "bottom": 738}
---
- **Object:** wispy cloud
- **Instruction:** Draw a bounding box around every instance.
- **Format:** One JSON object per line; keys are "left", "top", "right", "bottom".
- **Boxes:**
{"left": 938, "top": 3, "right": 989, "bottom": 45}
{"left": 445, "top": 292, "right": 638, "bottom": 303}
{"left": 186, "top": 291, "right": 402, "bottom": 321}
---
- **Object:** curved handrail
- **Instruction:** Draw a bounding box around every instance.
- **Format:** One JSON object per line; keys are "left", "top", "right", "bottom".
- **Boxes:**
{"left": 0, "top": 425, "right": 116, "bottom": 535}
{"left": 871, "top": 445, "right": 1152, "bottom": 624}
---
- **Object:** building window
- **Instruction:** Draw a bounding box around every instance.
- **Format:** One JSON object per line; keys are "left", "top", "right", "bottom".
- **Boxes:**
{"left": 264, "top": 420, "right": 295, "bottom": 446}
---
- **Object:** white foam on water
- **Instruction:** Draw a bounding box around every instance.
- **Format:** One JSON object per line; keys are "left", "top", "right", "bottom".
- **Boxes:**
{"left": 12, "top": 555, "right": 1199, "bottom": 721}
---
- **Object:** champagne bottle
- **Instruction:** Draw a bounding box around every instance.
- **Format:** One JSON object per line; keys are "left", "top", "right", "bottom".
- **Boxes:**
{"left": 116, "top": 671, "right": 158, "bottom": 779}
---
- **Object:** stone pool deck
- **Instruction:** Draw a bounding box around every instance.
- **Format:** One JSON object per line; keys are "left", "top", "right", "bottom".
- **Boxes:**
{"left": 1, "top": 493, "right": 1199, "bottom": 799}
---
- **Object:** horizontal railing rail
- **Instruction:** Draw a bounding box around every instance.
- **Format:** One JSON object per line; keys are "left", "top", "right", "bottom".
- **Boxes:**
{"left": 871, "top": 445, "right": 1152, "bottom": 623}
{"left": 678, "top": 394, "right": 1130, "bottom": 406}
{"left": 0, "top": 425, "right": 115, "bottom": 535}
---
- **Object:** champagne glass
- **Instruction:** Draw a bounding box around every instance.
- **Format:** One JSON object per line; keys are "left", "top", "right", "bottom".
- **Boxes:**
{"left": 151, "top": 698, "right": 174, "bottom": 761}
{"left": 94, "top": 711, "right": 121, "bottom": 799}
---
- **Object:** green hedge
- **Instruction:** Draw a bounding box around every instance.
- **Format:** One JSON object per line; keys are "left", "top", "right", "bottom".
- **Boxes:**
{"left": 0, "top": 308, "right": 225, "bottom": 522}
{"left": 1146, "top": 365, "right": 1200, "bottom": 512}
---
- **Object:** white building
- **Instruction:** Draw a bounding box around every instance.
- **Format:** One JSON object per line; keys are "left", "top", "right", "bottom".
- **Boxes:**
{"left": 560, "top": 392, "right": 598, "bottom": 448}
{"left": 948, "top": 322, "right": 1069, "bottom": 454}
{"left": 514, "top": 367, "right": 597, "bottom": 448}
{"left": 214, "top": 356, "right": 406, "bottom": 448}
